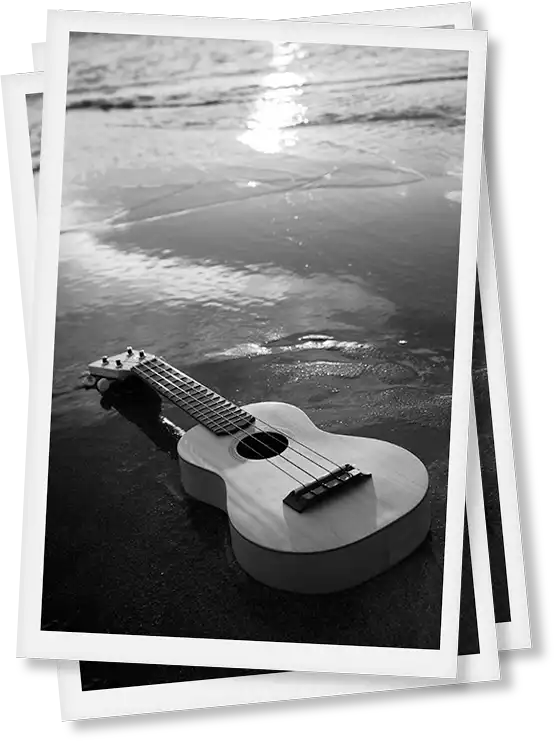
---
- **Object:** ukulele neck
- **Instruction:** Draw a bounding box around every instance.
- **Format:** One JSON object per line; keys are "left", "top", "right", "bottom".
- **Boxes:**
{"left": 132, "top": 356, "right": 254, "bottom": 436}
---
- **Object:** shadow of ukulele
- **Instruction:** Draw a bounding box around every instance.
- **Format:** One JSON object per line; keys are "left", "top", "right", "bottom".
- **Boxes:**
{"left": 90, "top": 374, "right": 183, "bottom": 459}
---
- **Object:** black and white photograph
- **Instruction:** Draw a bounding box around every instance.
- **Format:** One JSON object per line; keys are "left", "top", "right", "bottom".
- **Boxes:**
{"left": 1, "top": 2, "right": 512, "bottom": 718}
{"left": 16, "top": 13, "right": 488, "bottom": 675}
{"left": 3, "top": 0, "right": 552, "bottom": 738}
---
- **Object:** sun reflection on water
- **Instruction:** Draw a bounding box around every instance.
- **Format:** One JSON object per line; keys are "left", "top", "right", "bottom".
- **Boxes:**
{"left": 238, "top": 43, "right": 308, "bottom": 154}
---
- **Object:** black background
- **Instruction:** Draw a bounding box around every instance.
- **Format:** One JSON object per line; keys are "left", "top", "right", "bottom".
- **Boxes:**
{"left": 17, "top": 0, "right": 552, "bottom": 739}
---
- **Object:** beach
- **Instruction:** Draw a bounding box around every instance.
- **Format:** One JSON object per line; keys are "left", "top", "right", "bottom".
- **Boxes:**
{"left": 34, "top": 35, "right": 491, "bottom": 663}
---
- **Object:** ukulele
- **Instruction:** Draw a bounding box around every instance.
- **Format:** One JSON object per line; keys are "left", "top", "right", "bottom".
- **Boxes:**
{"left": 89, "top": 347, "right": 430, "bottom": 594}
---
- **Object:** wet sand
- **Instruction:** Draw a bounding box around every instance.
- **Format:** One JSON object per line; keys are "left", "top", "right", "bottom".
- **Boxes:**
{"left": 38, "top": 39, "right": 490, "bottom": 676}
{"left": 43, "top": 174, "right": 476, "bottom": 656}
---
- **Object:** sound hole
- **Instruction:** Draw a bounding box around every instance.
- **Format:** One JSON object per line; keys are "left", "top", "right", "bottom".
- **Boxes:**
{"left": 236, "top": 431, "right": 289, "bottom": 460}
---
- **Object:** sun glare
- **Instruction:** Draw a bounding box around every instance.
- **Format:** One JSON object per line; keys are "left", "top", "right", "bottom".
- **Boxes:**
{"left": 238, "top": 43, "right": 308, "bottom": 154}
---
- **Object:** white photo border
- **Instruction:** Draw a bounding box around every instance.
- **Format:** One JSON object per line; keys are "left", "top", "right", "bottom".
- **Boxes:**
{"left": 478, "top": 176, "right": 531, "bottom": 650}
{"left": 325, "top": 0, "right": 400, "bottom": 15}
{"left": 17, "top": 11, "right": 487, "bottom": 676}
{"left": 0, "top": 66, "right": 59, "bottom": 728}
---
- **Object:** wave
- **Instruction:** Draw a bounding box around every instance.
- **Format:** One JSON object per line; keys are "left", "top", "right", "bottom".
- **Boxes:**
{"left": 65, "top": 71, "right": 467, "bottom": 116}
{"left": 65, "top": 96, "right": 465, "bottom": 132}
{"left": 210, "top": 336, "right": 385, "bottom": 360}
{"left": 291, "top": 105, "right": 465, "bottom": 129}
{"left": 65, "top": 95, "right": 225, "bottom": 112}
{"left": 67, "top": 65, "right": 274, "bottom": 97}
{"left": 67, "top": 69, "right": 467, "bottom": 99}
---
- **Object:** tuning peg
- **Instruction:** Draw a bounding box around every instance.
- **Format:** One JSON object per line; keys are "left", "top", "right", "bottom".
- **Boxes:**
{"left": 139, "top": 350, "right": 145, "bottom": 358}
{"left": 82, "top": 374, "right": 98, "bottom": 389}
{"left": 116, "top": 359, "right": 123, "bottom": 367}
{"left": 126, "top": 346, "right": 133, "bottom": 355}
{"left": 102, "top": 356, "right": 109, "bottom": 365}
{"left": 97, "top": 378, "right": 114, "bottom": 394}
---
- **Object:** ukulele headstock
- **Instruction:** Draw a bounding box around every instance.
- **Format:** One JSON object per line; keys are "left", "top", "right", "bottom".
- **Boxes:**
{"left": 88, "top": 347, "right": 155, "bottom": 380}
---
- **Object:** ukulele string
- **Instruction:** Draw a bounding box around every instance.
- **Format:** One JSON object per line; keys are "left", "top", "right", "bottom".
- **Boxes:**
{"left": 140, "top": 359, "right": 343, "bottom": 486}
{"left": 144, "top": 361, "right": 323, "bottom": 483}
{"left": 134, "top": 363, "right": 308, "bottom": 487}
{"left": 153, "top": 359, "right": 346, "bottom": 479}
{"left": 251, "top": 417, "right": 344, "bottom": 470}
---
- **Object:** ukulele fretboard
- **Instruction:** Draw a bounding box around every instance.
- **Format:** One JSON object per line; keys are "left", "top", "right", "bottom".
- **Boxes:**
{"left": 133, "top": 356, "right": 255, "bottom": 436}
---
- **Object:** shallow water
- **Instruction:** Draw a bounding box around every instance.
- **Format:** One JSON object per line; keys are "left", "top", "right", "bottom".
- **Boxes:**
{"left": 35, "top": 36, "right": 489, "bottom": 652}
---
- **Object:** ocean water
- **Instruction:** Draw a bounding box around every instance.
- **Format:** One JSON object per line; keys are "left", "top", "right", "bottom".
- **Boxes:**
{"left": 34, "top": 35, "right": 487, "bottom": 651}
{"left": 48, "top": 36, "right": 469, "bottom": 419}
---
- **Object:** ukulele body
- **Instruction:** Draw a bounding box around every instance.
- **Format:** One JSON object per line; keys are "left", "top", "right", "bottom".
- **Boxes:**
{"left": 177, "top": 401, "right": 430, "bottom": 594}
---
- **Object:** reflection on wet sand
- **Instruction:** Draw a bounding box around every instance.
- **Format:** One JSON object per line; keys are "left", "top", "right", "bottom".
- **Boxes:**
{"left": 42, "top": 37, "right": 476, "bottom": 654}
{"left": 57, "top": 230, "right": 393, "bottom": 324}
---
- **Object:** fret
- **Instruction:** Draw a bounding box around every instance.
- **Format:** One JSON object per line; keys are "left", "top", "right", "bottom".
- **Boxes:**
{"left": 173, "top": 392, "right": 237, "bottom": 420}
{"left": 132, "top": 356, "right": 255, "bottom": 435}
{"left": 183, "top": 391, "right": 225, "bottom": 410}
{"left": 172, "top": 396, "right": 238, "bottom": 424}
{"left": 146, "top": 385, "right": 215, "bottom": 423}
{"left": 181, "top": 385, "right": 229, "bottom": 410}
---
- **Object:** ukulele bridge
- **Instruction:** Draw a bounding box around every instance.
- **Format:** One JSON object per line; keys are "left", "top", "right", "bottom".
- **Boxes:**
{"left": 283, "top": 464, "right": 371, "bottom": 513}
